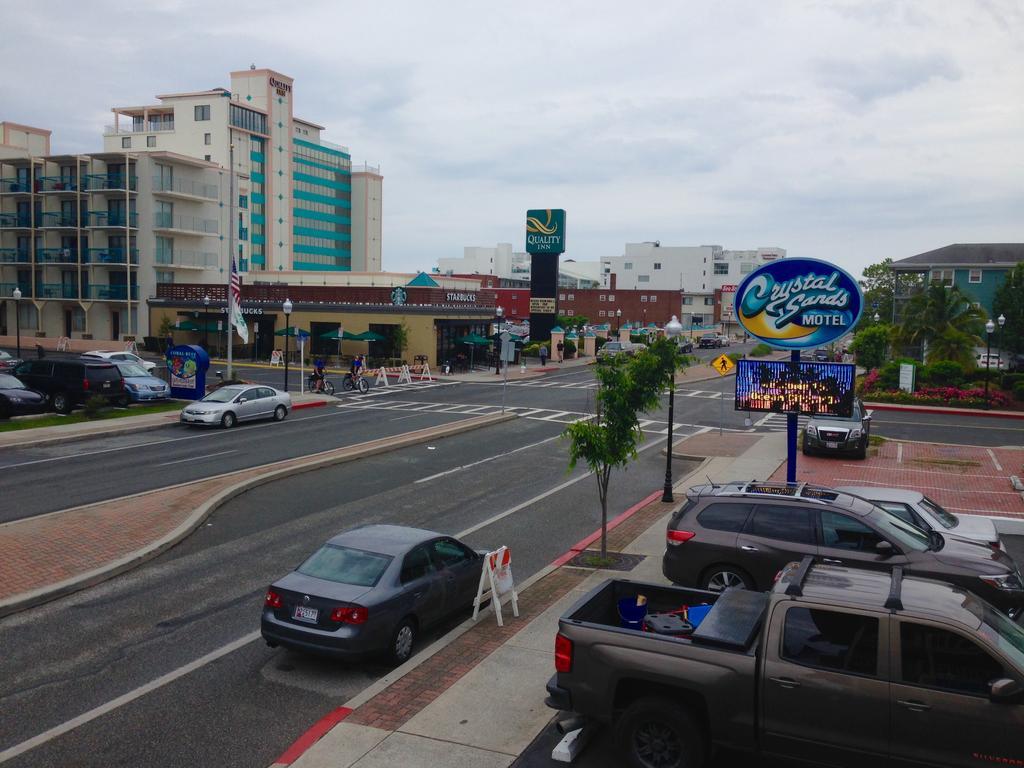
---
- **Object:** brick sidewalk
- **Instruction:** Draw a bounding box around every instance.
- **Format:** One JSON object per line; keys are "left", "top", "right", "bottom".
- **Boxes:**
{"left": 772, "top": 440, "right": 1024, "bottom": 518}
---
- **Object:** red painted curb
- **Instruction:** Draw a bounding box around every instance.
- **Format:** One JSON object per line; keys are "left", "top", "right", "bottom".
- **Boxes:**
{"left": 292, "top": 400, "right": 330, "bottom": 411}
{"left": 550, "top": 489, "right": 665, "bottom": 568}
{"left": 274, "top": 706, "right": 353, "bottom": 765}
{"left": 865, "top": 402, "right": 1024, "bottom": 420}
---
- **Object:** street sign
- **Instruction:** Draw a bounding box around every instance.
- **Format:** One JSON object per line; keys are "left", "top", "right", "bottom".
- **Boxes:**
{"left": 711, "top": 354, "right": 734, "bottom": 376}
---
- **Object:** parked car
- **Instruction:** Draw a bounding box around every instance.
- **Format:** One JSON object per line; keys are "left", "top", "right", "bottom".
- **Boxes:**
{"left": 715, "top": 334, "right": 731, "bottom": 347}
{"left": 0, "top": 350, "right": 22, "bottom": 372}
{"left": 803, "top": 397, "right": 872, "bottom": 459}
{"left": 976, "top": 352, "right": 1007, "bottom": 371}
{"left": 180, "top": 384, "right": 291, "bottom": 428}
{"left": 114, "top": 362, "right": 169, "bottom": 403}
{"left": 837, "top": 485, "right": 1002, "bottom": 550}
{"left": 662, "top": 481, "right": 1024, "bottom": 620}
{"left": 698, "top": 334, "right": 721, "bottom": 349}
{"left": 82, "top": 350, "right": 158, "bottom": 373}
{"left": 597, "top": 340, "right": 646, "bottom": 360}
{"left": 0, "top": 373, "right": 48, "bottom": 419}
{"left": 812, "top": 347, "right": 831, "bottom": 362}
{"left": 676, "top": 338, "right": 694, "bottom": 353}
{"left": 262, "top": 525, "right": 485, "bottom": 664}
{"left": 12, "top": 358, "right": 126, "bottom": 413}
{"left": 547, "top": 562, "right": 1024, "bottom": 768}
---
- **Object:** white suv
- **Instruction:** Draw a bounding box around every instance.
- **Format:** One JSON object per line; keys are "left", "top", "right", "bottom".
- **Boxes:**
{"left": 82, "top": 350, "right": 157, "bottom": 372}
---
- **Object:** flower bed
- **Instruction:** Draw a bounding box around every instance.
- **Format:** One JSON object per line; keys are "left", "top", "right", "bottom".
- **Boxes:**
{"left": 863, "top": 385, "right": 1012, "bottom": 409}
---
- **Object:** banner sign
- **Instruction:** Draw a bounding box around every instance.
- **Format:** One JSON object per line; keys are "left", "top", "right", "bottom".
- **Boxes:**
{"left": 529, "top": 297, "right": 556, "bottom": 313}
{"left": 734, "top": 360, "right": 856, "bottom": 417}
{"left": 735, "top": 258, "right": 863, "bottom": 350}
{"left": 166, "top": 344, "right": 210, "bottom": 400}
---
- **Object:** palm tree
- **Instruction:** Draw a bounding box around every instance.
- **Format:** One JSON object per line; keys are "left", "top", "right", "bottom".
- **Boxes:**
{"left": 897, "top": 285, "right": 985, "bottom": 365}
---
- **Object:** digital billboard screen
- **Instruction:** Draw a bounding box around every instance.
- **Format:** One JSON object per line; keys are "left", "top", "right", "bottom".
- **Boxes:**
{"left": 734, "top": 360, "right": 856, "bottom": 417}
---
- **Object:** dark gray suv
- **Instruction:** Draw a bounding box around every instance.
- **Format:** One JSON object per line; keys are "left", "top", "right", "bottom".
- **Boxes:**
{"left": 663, "top": 481, "right": 1024, "bottom": 621}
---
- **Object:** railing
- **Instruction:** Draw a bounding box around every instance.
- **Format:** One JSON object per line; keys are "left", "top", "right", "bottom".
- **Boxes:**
{"left": 155, "top": 249, "right": 218, "bottom": 268}
{"left": 0, "top": 212, "right": 32, "bottom": 228}
{"left": 153, "top": 212, "right": 219, "bottom": 234}
{"left": 38, "top": 212, "right": 82, "bottom": 228}
{"left": 315, "top": 138, "right": 350, "bottom": 153}
{"left": 87, "top": 211, "right": 138, "bottom": 228}
{"left": 38, "top": 283, "right": 79, "bottom": 299}
{"left": 0, "top": 178, "right": 32, "bottom": 194}
{"left": 0, "top": 248, "right": 30, "bottom": 263}
{"left": 350, "top": 163, "right": 381, "bottom": 174}
{"left": 38, "top": 177, "right": 80, "bottom": 193}
{"left": 83, "top": 174, "right": 138, "bottom": 192}
{"left": 152, "top": 176, "right": 218, "bottom": 200}
{"left": 84, "top": 247, "right": 139, "bottom": 265}
{"left": 105, "top": 121, "right": 175, "bottom": 134}
{"left": 37, "top": 248, "right": 79, "bottom": 263}
{"left": 1, "top": 282, "right": 32, "bottom": 297}
{"left": 85, "top": 285, "right": 138, "bottom": 301}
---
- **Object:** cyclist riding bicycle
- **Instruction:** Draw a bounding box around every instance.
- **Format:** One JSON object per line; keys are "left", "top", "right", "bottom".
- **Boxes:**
{"left": 311, "top": 357, "right": 326, "bottom": 392}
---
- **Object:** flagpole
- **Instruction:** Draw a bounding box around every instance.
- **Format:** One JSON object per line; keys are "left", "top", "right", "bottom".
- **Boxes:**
{"left": 227, "top": 142, "right": 235, "bottom": 380}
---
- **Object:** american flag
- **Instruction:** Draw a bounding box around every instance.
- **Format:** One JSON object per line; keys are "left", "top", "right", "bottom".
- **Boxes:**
{"left": 229, "top": 257, "right": 249, "bottom": 343}
{"left": 230, "top": 256, "right": 242, "bottom": 306}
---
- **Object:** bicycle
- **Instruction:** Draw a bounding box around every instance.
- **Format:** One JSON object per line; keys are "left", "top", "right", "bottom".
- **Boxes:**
{"left": 307, "top": 373, "right": 335, "bottom": 395}
{"left": 341, "top": 372, "right": 370, "bottom": 394}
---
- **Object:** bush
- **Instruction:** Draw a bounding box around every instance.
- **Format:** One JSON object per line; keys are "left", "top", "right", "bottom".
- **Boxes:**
{"left": 920, "top": 360, "right": 966, "bottom": 387}
{"left": 82, "top": 394, "right": 109, "bottom": 419}
{"left": 727, "top": 352, "right": 744, "bottom": 363}
{"left": 848, "top": 324, "right": 890, "bottom": 370}
{"left": 874, "top": 360, "right": 915, "bottom": 390}
{"left": 563, "top": 339, "right": 577, "bottom": 358}
{"left": 1002, "top": 373, "right": 1024, "bottom": 390}
{"left": 1015, "top": 382, "right": 1024, "bottom": 401}
{"left": 595, "top": 336, "right": 608, "bottom": 352}
{"left": 521, "top": 342, "right": 543, "bottom": 357}
{"left": 750, "top": 343, "right": 773, "bottom": 357}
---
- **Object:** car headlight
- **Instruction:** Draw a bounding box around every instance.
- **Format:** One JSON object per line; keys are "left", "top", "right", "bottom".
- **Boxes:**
{"left": 806, "top": 426, "right": 817, "bottom": 437}
{"left": 126, "top": 383, "right": 138, "bottom": 391}
{"left": 849, "top": 429, "right": 862, "bottom": 440}
{"left": 980, "top": 573, "right": 1024, "bottom": 592}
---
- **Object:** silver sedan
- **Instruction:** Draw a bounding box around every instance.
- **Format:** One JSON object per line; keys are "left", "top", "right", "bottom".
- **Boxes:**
{"left": 180, "top": 384, "right": 291, "bottom": 428}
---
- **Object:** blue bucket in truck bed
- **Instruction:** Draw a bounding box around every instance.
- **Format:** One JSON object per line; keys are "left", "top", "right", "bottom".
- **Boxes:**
{"left": 618, "top": 598, "right": 648, "bottom": 629}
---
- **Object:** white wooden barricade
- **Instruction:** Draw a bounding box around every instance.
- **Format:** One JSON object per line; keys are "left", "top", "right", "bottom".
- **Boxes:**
{"left": 57, "top": 336, "right": 70, "bottom": 352}
{"left": 397, "top": 364, "right": 413, "bottom": 385}
{"left": 473, "top": 546, "right": 519, "bottom": 627}
{"left": 269, "top": 350, "right": 283, "bottom": 367}
{"left": 124, "top": 340, "right": 138, "bottom": 354}
{"left": 374, "top": 366, "right": 390, "bottom": 387}
{"left": 418, "top": 363, "right": 433, "bottom": 381}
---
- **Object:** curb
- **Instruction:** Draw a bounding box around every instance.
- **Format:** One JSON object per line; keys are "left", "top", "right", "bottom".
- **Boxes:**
{"left": 865, "top": 402, "right": 1024, "bottom": 420}
{"left": 0, "top": 412, "right": 516, "bottom": 619}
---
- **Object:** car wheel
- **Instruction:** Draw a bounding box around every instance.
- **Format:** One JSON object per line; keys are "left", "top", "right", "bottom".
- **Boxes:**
{"left": 116, "top": 395, "right": 130, "bottom": 408}
{"left": 802, "top": 443, "right": 812, "bottom": 456}
{"left": 52, "top": 391, "right": 71, "bottom": 414}
{"left": 221, "top": 411, "right": 237, "bottom": 429}
{"left": 273, "top": 405, "right": 287, "bottom": 422}
{"left": 699, "top": 566, "right": 754, "bottom": 592}
{"left": 855, "top": 439, "right": 868, "bottom": 460}
{"left": 389, "top": 617, "right": 416, "bottom": 665}
{"left": 0, "top": 399, "right": 9, "bottom": 420}
{"left": 614, "top": 697, "right": 705, "bottom": 768}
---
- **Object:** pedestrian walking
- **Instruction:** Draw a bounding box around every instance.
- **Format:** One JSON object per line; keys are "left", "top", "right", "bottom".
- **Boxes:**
{"left": 539, "top": 344, "right": 548, "bottom": 367}
{"left": 556, "top": 341, "right": 564, "bottom": 363}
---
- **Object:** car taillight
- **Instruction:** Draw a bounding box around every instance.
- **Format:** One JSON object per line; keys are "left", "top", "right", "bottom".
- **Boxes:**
{"left": 265, "top": 589, "right": 282, "bottom": 609}
{"left": 330, "top": 605, "right": 368, "bottom": 624}
{"left": 83, "top": 377, "right": 90, "bottom": 390}
{"left": 667, "top": 530, "right": 696, "bottom": 545}
{"left": 555, "top": 633, "right": 573, "bottom": 673}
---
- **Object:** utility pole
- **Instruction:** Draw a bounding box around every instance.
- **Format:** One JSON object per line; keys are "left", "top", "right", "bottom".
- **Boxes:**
{"left": 227, "top": 143, "right": 235, "bottom": 379}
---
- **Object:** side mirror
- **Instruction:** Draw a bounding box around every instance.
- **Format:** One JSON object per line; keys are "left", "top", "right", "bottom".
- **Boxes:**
{"left": 236, "top": 397, "right": 247, "bottom": 404}
{"left": 990, "top": 678, "right": 1023, "bottom": 703}
{"left": 875, "top": 540, "right": 894, "bottom": 557}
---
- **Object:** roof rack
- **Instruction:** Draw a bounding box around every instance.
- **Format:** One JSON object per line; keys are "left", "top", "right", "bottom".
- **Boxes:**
{"left": 885, "top": 566, "right": 904, "bottom": 611}
{"left": 784, "top": 555, "right": 815, "bottom": 597}
{"left": 727, "top": 481, "right": 841, "bottom": 504}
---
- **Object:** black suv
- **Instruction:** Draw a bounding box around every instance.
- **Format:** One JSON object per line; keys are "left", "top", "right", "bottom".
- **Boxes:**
{"left": 13, "top": 358, "right": 126, "bottom": 413}
{"left": 663, "top": 481, "right": 1024, "bottom": 620}
{"left": 698, "top": 334, "right": 720, "bottom": 349}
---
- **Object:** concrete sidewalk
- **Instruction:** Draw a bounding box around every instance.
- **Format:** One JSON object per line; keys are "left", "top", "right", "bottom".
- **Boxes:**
{"left": 276, "top": 431, "right": 786, "bottom": 768}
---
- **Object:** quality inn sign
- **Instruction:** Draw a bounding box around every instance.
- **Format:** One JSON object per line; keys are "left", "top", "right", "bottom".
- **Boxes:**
{"left": 525, "top": 209, "right": 566, "bottom": 254}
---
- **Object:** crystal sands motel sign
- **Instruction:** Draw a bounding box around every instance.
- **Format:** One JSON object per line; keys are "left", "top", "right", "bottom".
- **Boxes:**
{"left": 735, "top": 257, "right": 863, "bottom": 349}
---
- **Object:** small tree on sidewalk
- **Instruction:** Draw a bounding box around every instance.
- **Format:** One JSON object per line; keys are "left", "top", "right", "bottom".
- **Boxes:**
{"left": 564, "top": 338, "right": 680, "bottom": 560}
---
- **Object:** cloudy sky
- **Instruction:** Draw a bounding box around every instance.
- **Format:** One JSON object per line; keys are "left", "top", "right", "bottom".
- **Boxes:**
{"left": 3, "top": 0, "right": 1022, "bottom": 278}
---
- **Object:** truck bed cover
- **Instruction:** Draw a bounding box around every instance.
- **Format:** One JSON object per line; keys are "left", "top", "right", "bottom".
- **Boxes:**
{"left": 690, "top": 589, "right": 768, "bottom": 650}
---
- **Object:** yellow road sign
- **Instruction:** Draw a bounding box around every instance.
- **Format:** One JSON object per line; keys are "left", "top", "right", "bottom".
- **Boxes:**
{"left": 711, "top": 353, "right": 734, "bottom": 376}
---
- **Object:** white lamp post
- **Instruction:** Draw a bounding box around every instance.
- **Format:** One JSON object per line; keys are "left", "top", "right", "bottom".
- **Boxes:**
{"left": 12, "top": 286, "right": 22, "bottom": 359}
{"left": 662, "top": 315, "right": 684, "bottom": 502}
{"left": 984, "top": 318, "right": 996, "bottom": 409}
{"left": 283, "top": 298, "right": 293, "bottom": 392}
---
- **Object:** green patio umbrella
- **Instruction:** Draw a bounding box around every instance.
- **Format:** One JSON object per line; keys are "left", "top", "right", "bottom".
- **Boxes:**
{"left": 319, "top": 329, "right": 361, "bottom": 340}
{"left": 352, "top": 330, "right": 387, "bottom": 342}
{"left": 173, "top": 320, "right": 201, "bottom": 331}
{"left": 273, "top": 326, "right": 310, "bottom": 338}
{"left": 455, "top": 333, "right": 491, "bottom": 345}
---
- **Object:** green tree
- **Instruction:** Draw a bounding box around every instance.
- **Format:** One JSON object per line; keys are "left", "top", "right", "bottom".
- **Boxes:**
{"left": 896, "top": 284, "right": 985, "bottom": 365}
{"left": 564, "top": 339, "right": 680, "bottom": 558}
{"left": 391, "top": 321, "right": 410, "bottom": 362}
{"left": 992, "top": 262, "right": 1024, "bottom": 356}
{"left": 855, "top": 258, "right": 924, "bottom": 332}
{"left": 848, "top": 324, "right": 891, "bottom": 369}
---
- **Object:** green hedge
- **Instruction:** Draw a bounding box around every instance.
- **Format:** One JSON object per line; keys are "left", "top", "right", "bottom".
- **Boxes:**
{"left": 1015, "top": 382, "right": 1024, "bottom": 401}
{"left": 1003, "top": 373, "right": 1024, "bottom": 390}
{"left": 750, "top": 343, "right": 773, "bottom": 357}
{"left": 920, "top": 360, "right": 966, "bottom": 387}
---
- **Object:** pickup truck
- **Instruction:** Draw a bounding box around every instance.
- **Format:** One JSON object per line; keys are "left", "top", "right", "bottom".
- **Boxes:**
{"left": 546, "top": 559, "right": 1024, "bottom": 768}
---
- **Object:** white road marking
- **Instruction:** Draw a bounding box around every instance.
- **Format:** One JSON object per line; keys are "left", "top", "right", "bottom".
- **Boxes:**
{"left": 897, "top": 443, "right": 903, "bottom": 464}
{"left": 987, "top": 448, "right": 1003, "bottom": 472}
{"left": 414, "top": 435, "right": 562, "bottom": 484}
{"left": 834, "top": 477, "right": 1021, "bottom": 495}
{"left": 156, "top": 450, "right": 236, "bottom": 467}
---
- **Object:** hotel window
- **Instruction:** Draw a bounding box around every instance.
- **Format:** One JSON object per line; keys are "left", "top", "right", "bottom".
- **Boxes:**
{"left": 599, "top": 310, "right": 606, "bottom": 317}
{"left": 567, "top": 310, "right": 574, "bottom": 316}
{"left": 608, "top": 294, "right": 615, "bottom": 302}
{"left": 968, "top": 269, "right": 982, "bottom": 284}
{"left": 740, "top": 263, "right": 755, "bottom": 273}
{"left": 930, "top": 269, "right": 954, "bottom": 287}
{"left": 653, "top": 262, "right": 662, "bottom": 270}
{"left": 638, "top": 275, "right": 650, "bottom": 283}
{"left": 121, "top": 137, "right": 131, "bottom": 149}
{"left": 146, "top": 136, "right": 156, "bottom": 148}
{"left": 714, "top": 263, "right": 729, "bottom": 275}
{"left": 204, "top": 133, "right": 211, "bottom": 145}
{"left": 599, "top": 294, "right": 606, "bottom": 301}
{"left": 239, "top": 195, "right": 248, "bottom": 209}
{"left": 705, "top": 297, "right": 714, "bottom": 305}
{"left": 568, "top": 293, "right": 574, "bottom": 301}
{"left": 683, "top": 296, "right": 693, "bottom": 305}
{"left": 156, "top": 270, "right": 174, "bottom": 284}
{"left": 559, "top": 293, "right": 565, "bottom": 301}
{"left": 650, "top": 295, "right": 657, "bottom": 302}
{"left": 204, "top": 155, "right": 211, "bottom": 162}
{"left": 624, "top": 262, "right": 633, "bottom": 270}
{"left": 641, "top": 295, "right": 648, "bottom": 302}
{"left": 195, "top": 105, "right": 211, "bottom": 121}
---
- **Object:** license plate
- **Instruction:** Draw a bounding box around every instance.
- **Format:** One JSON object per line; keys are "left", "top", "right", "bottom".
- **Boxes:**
{"left": 293, "top": 606, "right": 318, "bottom": 623}
{"left": 826, "top": 441, "right": 839, "bottom": 449}
{"left": 102, "top": 382, "right": 111, "bottom": 389}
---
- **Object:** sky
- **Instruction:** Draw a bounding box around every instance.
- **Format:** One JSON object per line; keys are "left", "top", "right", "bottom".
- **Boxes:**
{"left": 3, "top": 0, "right": 1022, "bottom": 279}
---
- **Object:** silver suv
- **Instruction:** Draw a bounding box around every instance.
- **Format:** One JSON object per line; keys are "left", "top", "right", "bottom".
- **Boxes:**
{"left": 803, "top": 397, "right": 872, "bottom": 459}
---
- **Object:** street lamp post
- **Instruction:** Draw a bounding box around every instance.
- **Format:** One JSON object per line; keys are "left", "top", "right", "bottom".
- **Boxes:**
{"left": 12, "top": 287, "right": 22, "bottom": 359}
{"left": 494, "top": 306, "right": 504, "bottom": 375}
{"left": 615, "top": 308, "right": 622, "bottom": 334}
{"left": 984, "top": 318, "right": 995, "bottom": 410}
{"left": 997, "top": 313, "right": 1006, "bottom": 369}
{"left": 873, "top": 312, "right": 880, "bottom": 323}
{"left": 283, "top": 298, "right": 293, "bottom": 393}
{"left": 203, "top": 294, "right": 210, "bottom": 351}
{"left": 662, "top": 315, "right": 683, "bottom": 503}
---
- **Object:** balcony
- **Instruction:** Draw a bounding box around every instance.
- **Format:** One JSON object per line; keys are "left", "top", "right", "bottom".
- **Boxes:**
{"left": 87, "top": 211, "right": 138, "bottom": 228}
{"left": 0, "top": 248, "right": 30, "bottom": 263}
{"left": 84, "top": 247, "right": 139, "bottom": 265}
{"left": 38, "top": 177, "right": 80, "bottom": 194}
{"left": 38, "top": 283, "right": 80, "bottom": 300}
{"left": 85, "top": 284, "right": 138, "bottom": 301}
{"left": 0, "top": 212, "right": 32, "bottom": 229}
{"left": 154, "top": 249, "right": 218, "bottom": 268}
{"left": 83, "top": 174, "right": 138, "bottom": 193}
{"left": 238, "top": 227, "right": 248, "bottom": 241}
{"left": 152, "top": 176, "right": 218, "bottom": 201}
{"left": 105, "top": 120, "right": 175, "bottom": 135}
{"left": 37, "top": 248, "right": 80, "bottom": 264}
{"left": 153, "top": 212, "right": 218, "bottom": 235}
{"left": 0, "top": 282, "right": 32, "bottom": 297}
{"left": 39, "top": 211, "right": 83, "bottom": 228}
{"left": 0, "top": 178, "right": 33, "bottom": 194}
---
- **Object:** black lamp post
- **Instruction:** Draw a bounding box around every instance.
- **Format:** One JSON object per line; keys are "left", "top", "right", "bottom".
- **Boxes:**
{"left": 662, "top": 315, "right": 683, "bottom": 502}
{"left": 997, "top": 313, "right": 1006, "bottom": 370}
{"left": 283, "top": 298, "right": 293, "bottom": 392}
{"left": 494, "top": 305, "right": 504, "bottom": 375}
{"left": 203, "top": 294, "right": 210, "bottom": 351}
{"left": 984, "top": 318, "right": 995, "bottom": 410}
{"left": 12, "top": 286, "right": 22, "bottom": 360}
{"left": 615, "top": 308, "right": 622, "bottom": 334}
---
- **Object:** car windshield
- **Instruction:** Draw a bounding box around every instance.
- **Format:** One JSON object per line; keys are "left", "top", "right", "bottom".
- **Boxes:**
{"left": 297, "top": 544, "right": 393, "bottom": 587}
{"left": 920, "top": 496, "right": 958, "bottom": 529}
{"left": 0, "top": 351, "right": 11, "bottom": 360}
{"left": 967, "top": 597, "right": 1024, "bottom": 672}
{"left": 202, "top": 388, "right": 243, "bottom": 403}
{"left": 0, "top": 374, "right": 25, "bottom": 389}
{"left": 118, "top": 363, "right": 149, "bottom": 378}
{"left": 868, "top": 507, "right": 932, "bottom": 552}
{"left": 605, "top": 343, "right": 621, "bottom": 350}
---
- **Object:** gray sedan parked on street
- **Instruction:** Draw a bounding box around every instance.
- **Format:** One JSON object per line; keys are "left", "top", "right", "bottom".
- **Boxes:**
{"left": 262, "top": 525, "right": 485, "bottom": 664}
{"left": 179, "top": 384, "right": 291, "bottom": 428}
